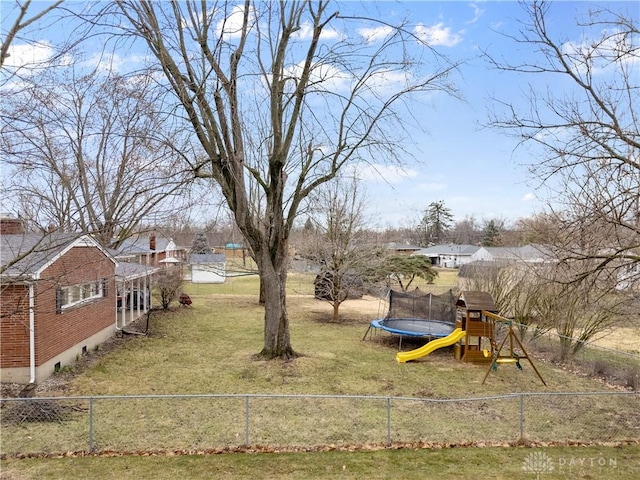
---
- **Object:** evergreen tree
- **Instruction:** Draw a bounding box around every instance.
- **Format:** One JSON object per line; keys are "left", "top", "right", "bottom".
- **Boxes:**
{"left": 190, "top": 232, "right": 212, "bottom": 254}
{"left": 481, "top": 219, "right": 504, "bottom": 247}
{"left": 419, "top": 201, "right": 454, "bottom": 245}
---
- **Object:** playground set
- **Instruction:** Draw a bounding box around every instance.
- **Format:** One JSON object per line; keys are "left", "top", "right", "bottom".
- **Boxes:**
{"left": 365, "top": 289, "right": 546, "bottom": 385}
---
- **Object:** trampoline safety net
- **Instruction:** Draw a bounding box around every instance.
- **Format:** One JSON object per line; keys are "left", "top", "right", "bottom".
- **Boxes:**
{"left": 386, "top": 288, "right": 456, "bottom": 323}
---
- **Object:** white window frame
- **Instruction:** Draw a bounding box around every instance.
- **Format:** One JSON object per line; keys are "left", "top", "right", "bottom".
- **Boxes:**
{"left": 61, "top": 280, "right": 103, "bottom": 310}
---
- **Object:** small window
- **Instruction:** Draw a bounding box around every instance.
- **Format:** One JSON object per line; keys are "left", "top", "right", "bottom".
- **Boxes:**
{"left": 59, "top": 280, "right": 103, "bottom": 311}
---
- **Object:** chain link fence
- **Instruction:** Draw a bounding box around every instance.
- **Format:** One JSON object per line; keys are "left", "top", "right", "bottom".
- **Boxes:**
{"left": 1, "top": 391, "right": 638, "bottom": 456}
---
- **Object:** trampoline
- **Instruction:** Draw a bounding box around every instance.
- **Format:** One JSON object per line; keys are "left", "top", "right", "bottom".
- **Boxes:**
{"left": 370, "top": 317, "right": 455, "bottom": 338}
{"left": 363, "top": 288, "right": 456, "bottom": 347}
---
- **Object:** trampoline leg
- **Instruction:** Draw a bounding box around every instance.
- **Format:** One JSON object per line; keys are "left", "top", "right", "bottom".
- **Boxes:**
{"left": 362, "top": 325, "right": 372, "bottom": 341}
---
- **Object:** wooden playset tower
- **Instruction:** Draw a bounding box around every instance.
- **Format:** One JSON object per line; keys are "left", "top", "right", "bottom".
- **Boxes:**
{"left": 454, "top": 291, "right": 496, "bottom": 363}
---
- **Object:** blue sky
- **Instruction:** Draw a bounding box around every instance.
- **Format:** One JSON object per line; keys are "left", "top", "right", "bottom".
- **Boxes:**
{"left": 2, "top": 1, "right": 637, "bottom": 229}
{"left": 323, "top": 0, "right": 637, "bottom": 228}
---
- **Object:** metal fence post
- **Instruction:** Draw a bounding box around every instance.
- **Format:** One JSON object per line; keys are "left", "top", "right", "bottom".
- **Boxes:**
{"left": 386, "top": 397, "right": 391, "bottom": 446}
{"left": 519, "top": 394, "right": 525, "bottom": 443}
{"left": 244, "top": 395, "right": 250, "bottom": 446}
{"left": 89, "top": 397, "right": 94, "bottom": 452}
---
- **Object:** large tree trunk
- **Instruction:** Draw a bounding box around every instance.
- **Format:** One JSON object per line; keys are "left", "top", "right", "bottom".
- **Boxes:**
{"left": 332, "top": 302, "right": 340, "bottom": 323}
{"left": 257, "top": 254, "right": 296, "bottom": 359}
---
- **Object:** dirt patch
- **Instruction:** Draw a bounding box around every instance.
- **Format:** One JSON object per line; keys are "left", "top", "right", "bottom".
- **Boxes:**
{"left": 302, "top": 295, "right": 387, "bottom": 324}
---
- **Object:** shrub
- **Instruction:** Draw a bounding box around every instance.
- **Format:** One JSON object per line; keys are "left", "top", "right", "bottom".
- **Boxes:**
{"left": 154, "top": 268, "right": 184, "bottom": 310}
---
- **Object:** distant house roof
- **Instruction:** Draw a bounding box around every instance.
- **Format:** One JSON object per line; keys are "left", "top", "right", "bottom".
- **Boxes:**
{"left": 472, "top": 244, "right": 554, "bottom": 263}
{"left": 153, "top": 236, "right": 180, "bottom": 252}
{"left": 114, "top": 237, "right": 154, "bottom": 257}
{"left": 458, "top": 260, "right": 506, "bottom": 278}
{"left": 387, "top": 243, "right": 423, "bottom": 251}
{"left": 1, "top": 233, "right": 115, "bottom": 281}
{"left": 116, "top": 262, "right": 159, "bottom": 281}
{"left": 413, "top": 244, "right": 481, "bottom": 256}
{"left": 190, "top": 253, "right": 226, "bottom": 265}
{"left": 111, "top": 235, "right": 180, "bottom": 257}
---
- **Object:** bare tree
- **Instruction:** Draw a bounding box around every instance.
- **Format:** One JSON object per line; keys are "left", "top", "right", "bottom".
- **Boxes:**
{"left": 450, "top": 215, "right": 481, "bottom": 245}
{"left": 1, "top": 66, "right": 195, "bottom": 248}
{"left": 0, "top": 0, "right": 64, "bottom": 67}
{"left": 114, "top": 0, "right": 459, "bottom": 358}
{"left": 533, "top": 265, "right": 618, "bottom": 362}
{"left": 459, "top": 259, "right": 548, "bottom": 340}
{"left": 486, "top": 0, "right": 640, "bottom": 299}
{"left": 303, "top": 176, "right": 371, "bottom": 322}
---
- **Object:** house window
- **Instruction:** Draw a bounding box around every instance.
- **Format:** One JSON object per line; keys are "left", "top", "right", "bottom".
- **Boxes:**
{"left": 59, "top": 280, "right": 103, "bottom": 311}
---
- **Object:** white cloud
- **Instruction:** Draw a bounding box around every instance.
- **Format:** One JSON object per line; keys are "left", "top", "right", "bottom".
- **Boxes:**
{"left": 215, "top": 4, "right": 256, "bottom": 40}
{"left": 357, "top": 25, "right": 394, "bottom": 44}
{"left": 284, "top": 60, "right": 351, "bottom": 92}
{"left": 466, "top": 3, "right": 485, "bottom": 25}
{"left": 414, "top": 22, "right": 463, "bottom": 47}
{"left": 4, "top": 41, "right": 56, "bottom": 71}
{"left": 561, "top": 29, "right": 639, "bottom": 75}
{"left": 522, "top": 192, "right": 536, "bottom": 202}
{"left": 295, "top": 21, "right": 343, "bottom": 41}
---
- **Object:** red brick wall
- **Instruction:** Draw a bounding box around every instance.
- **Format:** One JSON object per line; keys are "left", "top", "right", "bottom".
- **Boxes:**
{"left": 34, "top": 246, "right": 115, "bottom": 366}
{"left": 0, "top": 285, "right": 30, "bottom": 368}
{"left": 0, "top": 246, "right": 116, "bottom": 369}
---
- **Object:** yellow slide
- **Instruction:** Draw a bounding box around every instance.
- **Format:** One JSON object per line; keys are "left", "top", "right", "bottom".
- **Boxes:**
{"left": 396, "top": 328, "right": 466, "bottom": 363}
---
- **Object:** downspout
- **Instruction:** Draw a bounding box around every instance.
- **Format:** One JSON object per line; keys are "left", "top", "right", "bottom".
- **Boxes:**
{"left": 115, "top": 278, "right": 121, "bottom": 332}
{"left": 29, "top": 282, "right": 36, "bottom": 384}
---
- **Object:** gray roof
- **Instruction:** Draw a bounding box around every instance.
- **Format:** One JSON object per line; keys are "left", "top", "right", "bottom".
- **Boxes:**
{"left": 154, "top": 237, "right": 173, "bottom": 251}
{"left": 1, "top": 233, "right": 115, "bottom": 280}
{"left": 190, "top": 253, "right": 226, "bottom": 265}
{"left": 413, "top": 244, "right": 481, "bottom": 256}
{"left": 116, "top": 262, "right": 159, "bottom": 281}
{"left": 477, "top": 244, "right": 554, "bottom": 262}
{"left": 113, "top": 235, "right": 182, "bottom": 257}
{"left": 387, "top": 242, "right": 423, "bottom": 251}
{"left": 458, "top": 260, "right": 506, "bottom": 278}
{"left": 114, "top": 237, "right": 154, "bottom": 256}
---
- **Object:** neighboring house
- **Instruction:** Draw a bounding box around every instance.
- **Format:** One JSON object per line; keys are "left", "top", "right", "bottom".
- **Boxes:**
{"left": 223, "top": 242, "right": 249, "bottom": 259}
{"left": 469, "top": 244, "right": 553, "bottom": 264}
{"left": 190, "top": 253, "right": 226, "bottom": 283}
{"left": 458, "top": 244, "right": 556, "bottom": 292}
{"left": 1, "top": 222, "right": 117, "bottom": 384}
{"left": 387, "top": 243, "right": 423, "bottom": 255}
{"left": 115, "top": 236, "right": 155, "bottom": 265}
{"left": 115, "top": 234, "right": 186, "bottom": 267}
{"left": 412, "top": 244, "right": 481, "bottom": 268}
{"left": 115, "top": 261, "right": 158, "bottom": 329}
{"left": 152, "top": 234, "right": 187, "bottom": 265}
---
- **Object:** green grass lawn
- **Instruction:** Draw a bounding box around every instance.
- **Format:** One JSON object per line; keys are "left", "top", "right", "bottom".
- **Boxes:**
{"left": 2, "top": 272, "right": 639, "bottom": 479}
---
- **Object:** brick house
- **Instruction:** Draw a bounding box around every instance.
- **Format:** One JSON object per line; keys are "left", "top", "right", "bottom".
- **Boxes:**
{"left": 117, "top": 234, "right": 186, "bottom": 267}
{"left": 1, "top": 221, "right": 117, "bottom": 384}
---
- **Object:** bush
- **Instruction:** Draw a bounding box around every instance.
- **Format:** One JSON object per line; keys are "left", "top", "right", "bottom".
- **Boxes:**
{"left": 154, "top": 268, "right": 184, "bottom": 310}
